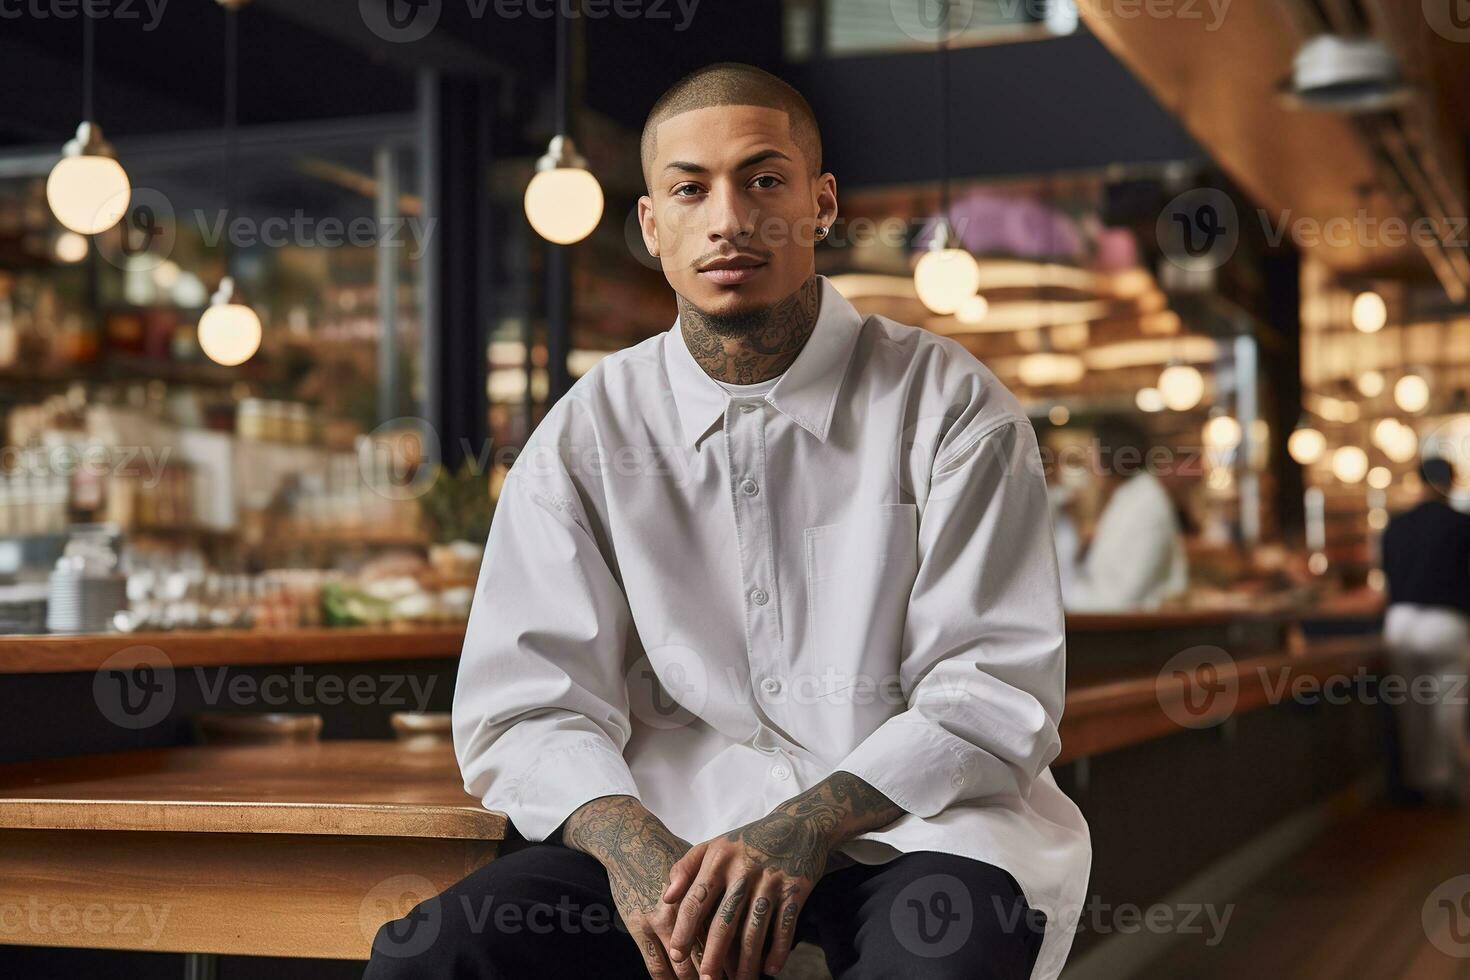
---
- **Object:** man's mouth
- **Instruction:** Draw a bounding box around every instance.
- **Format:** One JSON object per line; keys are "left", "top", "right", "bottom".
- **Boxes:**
{"left": 698, "top": 259, "right": 768, "bottom": 285}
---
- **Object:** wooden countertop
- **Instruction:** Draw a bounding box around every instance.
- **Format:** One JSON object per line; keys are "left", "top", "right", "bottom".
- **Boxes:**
{"left": 0, "top": 625, "right": 467, "bottom": 675}
{"left": 0, "top": 740, "right": 504, "bottom": 841}
{"left": 1057, "top": 635, "right": 1384, "bottom": 762}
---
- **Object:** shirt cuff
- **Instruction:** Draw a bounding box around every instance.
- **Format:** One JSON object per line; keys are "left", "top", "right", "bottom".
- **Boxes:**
{"left": 488, "top": 738, "right": 642, "bottom": 841}
{"left": 833, "top": 719, "right": 975, "bottom": 819}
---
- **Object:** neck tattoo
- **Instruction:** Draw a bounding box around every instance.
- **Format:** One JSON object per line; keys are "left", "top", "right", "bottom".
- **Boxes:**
{"left": 679, "top": 275, "right": 821, "bottom": 384}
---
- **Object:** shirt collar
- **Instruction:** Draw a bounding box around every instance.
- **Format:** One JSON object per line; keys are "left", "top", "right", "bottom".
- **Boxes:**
{"left": 664, "top": 275, "right": 865, "bottom": 450}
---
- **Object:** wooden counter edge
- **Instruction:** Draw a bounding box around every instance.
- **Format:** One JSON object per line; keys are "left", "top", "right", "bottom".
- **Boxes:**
{"left": 1057, "top": 636, "right": 1386, "bottom": 763}
{"left": 0, "top": 625, "right": 467, "bottom": 675}
{"left": 0, "top": 799, "right": 507, "bottom": 840}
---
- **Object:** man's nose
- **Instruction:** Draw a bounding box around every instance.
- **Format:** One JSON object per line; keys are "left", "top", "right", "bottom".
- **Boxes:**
{"left": 707, "top": 182, "right": 755, "bottom": 244}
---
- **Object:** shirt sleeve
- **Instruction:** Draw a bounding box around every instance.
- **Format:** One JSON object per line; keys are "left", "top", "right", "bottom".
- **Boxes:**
{"left": 833, "top": 417, "right": 1066, "bottom": 817}
{"left": 452, "top": 402, "right": 642, "bottom": 841}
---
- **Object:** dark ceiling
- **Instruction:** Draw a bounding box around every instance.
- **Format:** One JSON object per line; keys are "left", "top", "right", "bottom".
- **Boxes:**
{"left": 0, "top": 0, "right": 785, "bottom": 152}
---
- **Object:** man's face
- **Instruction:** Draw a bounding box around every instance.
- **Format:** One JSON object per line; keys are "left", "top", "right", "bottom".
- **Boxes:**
{"left": 639, "top": 104, "right": 837, "bottom": 321}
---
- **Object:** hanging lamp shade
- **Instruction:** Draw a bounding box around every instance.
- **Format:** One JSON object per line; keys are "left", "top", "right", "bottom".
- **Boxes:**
{"left": 198, "top": 276, "right": 261, "bottom": 366}
{"left": 525, "top": 136, "right": 603, "bottom": 245}
{"left": 48, "top": 122, "right": 130, "bottom": 236}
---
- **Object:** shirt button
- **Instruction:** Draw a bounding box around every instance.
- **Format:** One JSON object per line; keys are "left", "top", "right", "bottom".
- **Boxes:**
{"left": 739, "top": 402, "right": 758, "bottom": 413}
{"left": 739, "top": 478, "right": 759, "bottom": 496}
{"left": 750, "top": 588, "right": 769, "bottom": 606}
{"left": 760, "top": 677, "right": 781, "bottom": 696}
{"left": 772, "top": 765, "right": 791, "bottom": 780}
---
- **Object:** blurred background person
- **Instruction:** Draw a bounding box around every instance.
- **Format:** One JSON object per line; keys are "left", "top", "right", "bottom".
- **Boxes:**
{"left": 1380, "top": 456, "right": 1470, "bottom": 806}
{"left": 1064, "top": 414, "right": 1188, "bottom": 612}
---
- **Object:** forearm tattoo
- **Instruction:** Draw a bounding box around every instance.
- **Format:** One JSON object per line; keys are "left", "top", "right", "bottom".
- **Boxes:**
{"left": 563, "top": 796, "right": 686, "bottom": 915}
{"left": 723, "top": 772, "right": 902, "bottom": 880}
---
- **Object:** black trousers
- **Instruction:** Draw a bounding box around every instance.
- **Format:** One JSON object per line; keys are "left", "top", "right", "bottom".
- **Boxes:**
{"left": 363, "top": 843, "right": 1046, "bottom": 979}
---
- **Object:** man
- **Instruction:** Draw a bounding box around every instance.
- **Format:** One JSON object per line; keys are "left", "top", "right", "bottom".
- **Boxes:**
{"left": 1380, "top": 456, "right": 1470, "bottom": 805}
{"left": 1063, "top": 414, "right": 1188, "bottom": 612}
{"left": 366, "top": 62, "right": 1089, "bottom": 980}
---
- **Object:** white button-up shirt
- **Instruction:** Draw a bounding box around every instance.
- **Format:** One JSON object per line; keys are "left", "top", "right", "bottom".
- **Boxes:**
{"left": 454, "top": 275, "right": 1091, "bottom": 978}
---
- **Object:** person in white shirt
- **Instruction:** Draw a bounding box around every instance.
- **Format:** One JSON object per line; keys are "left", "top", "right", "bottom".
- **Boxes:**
{"left": 1063, "top": 415, "right": 1188, "bottom": 612}
{"left": 367, "top": 62, "right": 1089, "bottom": 980}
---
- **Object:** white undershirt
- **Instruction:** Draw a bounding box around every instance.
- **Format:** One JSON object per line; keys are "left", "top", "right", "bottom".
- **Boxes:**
{"left": 714, "top": 373, "right": 782, "bottom": 397}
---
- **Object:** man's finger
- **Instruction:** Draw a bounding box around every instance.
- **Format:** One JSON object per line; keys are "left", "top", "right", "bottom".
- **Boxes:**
{"left": 763, "top": 882, "right": 807, "bottom": 976}
{"left": 663, "top": 842, "right": 708, "bottom": 904}
{"left": 636, "top": 925, "right": 677, "bottom": 979}
{"left": 659, "top": 920, "right": 701, "bottom": 980}
{"left": 697, "top": 877, "right": 749, "bottom": 980}
{"left": 669, "top": 872, "right": 719, "bottom": 961}
{"left": 735, "top": 881, "right": 778, "bottom": 980}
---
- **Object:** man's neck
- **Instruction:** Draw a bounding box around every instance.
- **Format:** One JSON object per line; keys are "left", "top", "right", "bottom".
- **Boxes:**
{"left": 679, "top": 274, "right": 821, "bottom": 385}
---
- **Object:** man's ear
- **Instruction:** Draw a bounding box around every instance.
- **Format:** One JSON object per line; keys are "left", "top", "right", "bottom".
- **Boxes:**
{"left": 638, "top": 195, "right": 660, "bottom": 257}
{"left": 815, "top": 172, "right": 838, "bottom": 237}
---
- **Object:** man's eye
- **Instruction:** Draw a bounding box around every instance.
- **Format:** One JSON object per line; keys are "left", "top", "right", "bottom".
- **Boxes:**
{"left": 752, "top": 176, "right": 781, "bottom": 189}
{"left": 673, "top": 184, "right": 702, "bottom": 197}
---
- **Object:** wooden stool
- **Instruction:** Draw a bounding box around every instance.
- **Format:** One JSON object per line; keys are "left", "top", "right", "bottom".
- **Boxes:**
{"left": 193, "top": 712, "right": 323, "bottom": 746}
{"left": 390, "top": 710, "right": 453, "bottom": 747}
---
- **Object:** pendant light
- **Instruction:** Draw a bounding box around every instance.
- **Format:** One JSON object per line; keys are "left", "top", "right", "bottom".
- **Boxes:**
{"left": 1158, "top": 362, "right": 1205, "bottom": 411}
{"left": 914, "top": 4, "right": 980, "bottom": 315}
{"left": 48, "top": 12, "right": 130, "bottom": 235}
{"left": 1287, "top": 421, "right": 1326, "bottom": 465}
{"left": 1351, "top": 289, "right": 1386, "bottom": 333}
{"left": 198, "top": 0, "right": 261, "bottom": 368}
{"left": 524, "top": 9, "right": 603, "bottom": 244}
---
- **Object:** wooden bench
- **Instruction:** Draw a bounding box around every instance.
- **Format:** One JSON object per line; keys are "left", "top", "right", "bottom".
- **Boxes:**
{"left": 0, "top": 740, "right": 505, "bottom": 961}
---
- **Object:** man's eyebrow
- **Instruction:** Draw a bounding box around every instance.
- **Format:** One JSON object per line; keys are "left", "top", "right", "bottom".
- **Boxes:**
{"left": 661, "top": 148, "right": 794, "bottom": 176}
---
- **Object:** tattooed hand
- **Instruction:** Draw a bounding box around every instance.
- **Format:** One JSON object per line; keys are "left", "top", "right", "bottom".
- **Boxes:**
{"left": 563, "top": 795, "right": 709, "bottom": 980}
{"left": 661, "top": 772, "right": 902, "bottom": 980}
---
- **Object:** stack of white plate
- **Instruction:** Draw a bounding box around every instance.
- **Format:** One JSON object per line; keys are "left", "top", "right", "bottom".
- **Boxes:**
{"left": 46, "top": 568, "right": 129, "bottom": 634}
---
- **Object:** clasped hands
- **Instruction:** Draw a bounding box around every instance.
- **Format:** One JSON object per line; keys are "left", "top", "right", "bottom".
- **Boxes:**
{"left": 563, "top": 774, "right": 899, "bottom": 980}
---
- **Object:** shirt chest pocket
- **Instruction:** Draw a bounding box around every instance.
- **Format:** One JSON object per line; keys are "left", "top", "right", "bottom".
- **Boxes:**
{"left": 802, "top": 503, "right": 919, "bottom": 666}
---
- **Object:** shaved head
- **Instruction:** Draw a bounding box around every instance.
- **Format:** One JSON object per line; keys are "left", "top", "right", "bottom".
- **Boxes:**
{"left": 641, "top": 62, "right": 822, "bottom": 192}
